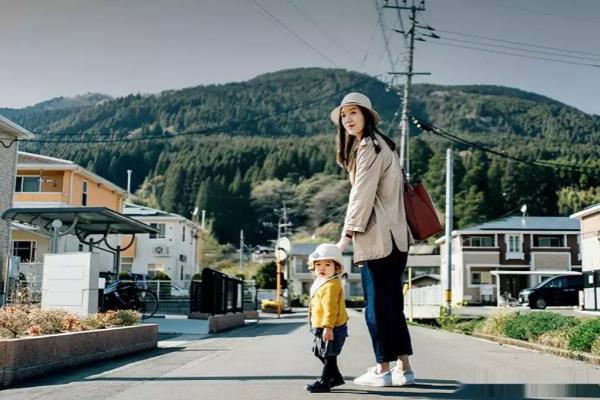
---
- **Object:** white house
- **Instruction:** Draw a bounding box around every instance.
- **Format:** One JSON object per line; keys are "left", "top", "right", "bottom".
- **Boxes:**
{"left": 122, "top": 203, "right": 203, "bottom": 282}
{"left": 571, "top": 203, "right": 600, "bottom": 311}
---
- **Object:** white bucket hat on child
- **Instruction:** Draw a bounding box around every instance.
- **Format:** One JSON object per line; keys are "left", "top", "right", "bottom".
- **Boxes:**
{"left": 330, "top": 92, "right": 381, "bottom": 126}
{"left": 308, "top": 243, "right": 344, "bottom": 272}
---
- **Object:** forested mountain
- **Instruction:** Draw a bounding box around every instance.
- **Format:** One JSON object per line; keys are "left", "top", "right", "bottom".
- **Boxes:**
{"left": 6, "top": 68, "right": 600, "bottom": 245}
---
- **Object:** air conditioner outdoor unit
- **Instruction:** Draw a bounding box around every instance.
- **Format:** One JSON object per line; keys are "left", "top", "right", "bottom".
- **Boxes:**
{"left": 152, "top": 245, "right": 170, "bottom": 256}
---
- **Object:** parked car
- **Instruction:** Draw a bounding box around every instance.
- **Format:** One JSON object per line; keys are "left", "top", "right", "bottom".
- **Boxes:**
{"left": 519, "top": 275, "right": 583, "bottom": 309}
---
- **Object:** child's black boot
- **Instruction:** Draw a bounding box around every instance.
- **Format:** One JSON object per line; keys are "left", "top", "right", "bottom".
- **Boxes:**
{"left": 305, "top": 380, "right": 331, "bottom": 393}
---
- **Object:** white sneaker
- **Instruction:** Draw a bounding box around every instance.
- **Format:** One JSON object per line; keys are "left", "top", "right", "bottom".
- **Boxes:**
{"left": 391, "top": 366, "right": 415, "bottom": 386}
{"left": 353, "top": 366, "right": 392, "bottom": 387}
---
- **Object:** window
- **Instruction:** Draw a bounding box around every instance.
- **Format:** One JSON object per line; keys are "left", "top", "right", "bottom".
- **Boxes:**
{"left": 147, "top": 263, "right": 165, "bottom": 277}
{"left": 12, "top": 241, "right": 37, "bottom": 262}
{"left": 120, "top": 257, "right": 134, "bottom": 273}
{"left": 470, "top": 267, "right": 497, "bottom": 285}
{"left": 547, "top": 277, "right": 567, "bottom": 289}
{"left": 349, "top": 282, "right": 363, "bottom": 297}
{"left": 463, "top": 236, "right": 495, "bottom": 247}
{"left": 534, "top": 235, "right": 564, "bottom": 247}
{"left": 506, "top": 234, "right": 524, "bottom": 259}
{"left": 82, "top": 181, "right": 88, "bottom": 206}
{"left": 15, "top": 176, "right": 41, "bottom": 192}
{"left": 182, "top": 226, "right": 186, "bottom": 242}
{"left": 149, "top": 223, "right": 166, "bottom": 239}
{"left": 295, "top": 256, "right": 310, "bottom": 274}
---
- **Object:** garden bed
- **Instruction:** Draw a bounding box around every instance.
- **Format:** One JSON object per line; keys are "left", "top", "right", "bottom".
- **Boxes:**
{"left": 0, "top": 306, "right": 158, "bottom": 388}
{"left": 0, "top": 324, "right": 157, "bottom": 388}
{"left": 426, "top": 308, "right": 600, "bottom": 364}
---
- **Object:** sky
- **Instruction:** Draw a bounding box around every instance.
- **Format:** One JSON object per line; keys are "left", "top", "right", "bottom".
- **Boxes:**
{"left": 1, "top": 0, "right": 599, "bottom": 115}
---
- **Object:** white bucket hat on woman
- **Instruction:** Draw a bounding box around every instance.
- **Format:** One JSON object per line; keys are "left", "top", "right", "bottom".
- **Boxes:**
{"left": 308, "top": 243, "right": 344, "bottom": 271}
{"left": 330, "top": 92, "right": 381, "bottom": 126}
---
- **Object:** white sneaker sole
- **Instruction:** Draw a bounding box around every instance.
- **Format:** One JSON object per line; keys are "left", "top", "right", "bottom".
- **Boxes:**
{"left": 353, "top": 379, "right": 392, "bottom": 387}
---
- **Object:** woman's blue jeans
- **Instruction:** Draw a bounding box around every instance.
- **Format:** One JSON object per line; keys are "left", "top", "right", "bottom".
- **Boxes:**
{"left": 361, "top": 243, "right": 413, "bottom": 363}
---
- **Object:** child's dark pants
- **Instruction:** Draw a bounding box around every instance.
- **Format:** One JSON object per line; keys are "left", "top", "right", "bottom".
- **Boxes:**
{"left": 311, "top": 325, "right": 347, "bottom": 383}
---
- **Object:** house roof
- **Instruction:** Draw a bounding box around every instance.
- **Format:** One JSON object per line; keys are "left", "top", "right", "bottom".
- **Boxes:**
{"left": 463, "top": 216, "right": 580, "bottom": 232}
{"left": 436, "top": 216, "right": 580, "bottom": 244}
{"left": 0, "top": 114, "right": 34, "bottom": 139}
{"left": 18, "top": 151, "right": 73, "bottom": 165}
{"left": 17, "top": 151, "right": 127, "bottom": 195}
{"left": 570, "top": 203, "right": 600, "bottom": 219}
{"left": 123, "top": 202, "right": 201, "bottom": 228}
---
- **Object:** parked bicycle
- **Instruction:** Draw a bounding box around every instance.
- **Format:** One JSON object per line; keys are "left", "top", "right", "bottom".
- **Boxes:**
{"left": 100, "top": 280, "right": 158, "bottom": 319}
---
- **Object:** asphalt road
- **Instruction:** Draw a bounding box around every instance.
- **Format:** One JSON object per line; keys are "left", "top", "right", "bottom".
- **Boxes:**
{"left": 3, "top": 309, "right": 600, "bottom": 400}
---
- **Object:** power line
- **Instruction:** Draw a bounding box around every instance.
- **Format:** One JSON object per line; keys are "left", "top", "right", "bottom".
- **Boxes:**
{"left": 410, "top": 116, "right": 600, "bottom": 176}
{"left": 423, "top": 41, "right": 600, "bottom": 69}
{"left": 287, "top": 0, "right": 366, "bottom": 70}
{"left": 435, "top": 28, "right": 600, "bottom": 58}
{"left": 433, "top": 36, "right": 600, "bottom": 63}
{"left": 14, "top": 77, "right": 381, "bottom": 144}
{"left": 250, "top": 0, "right": 339, "bottom": 67}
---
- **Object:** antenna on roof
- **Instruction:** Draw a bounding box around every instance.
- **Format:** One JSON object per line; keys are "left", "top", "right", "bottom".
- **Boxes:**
{"left": 520, "top": 204, "right": 527, "bottom": 216}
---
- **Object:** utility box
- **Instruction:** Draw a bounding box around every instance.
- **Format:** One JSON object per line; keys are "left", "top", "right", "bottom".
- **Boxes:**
{"left": 41, "top": 252, "right": 100, "bottom": 315}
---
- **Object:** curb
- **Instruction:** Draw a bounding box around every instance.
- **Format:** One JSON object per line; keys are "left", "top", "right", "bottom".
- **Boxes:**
{"left": 461, "top": 330, "right": 600, "bottom": 366}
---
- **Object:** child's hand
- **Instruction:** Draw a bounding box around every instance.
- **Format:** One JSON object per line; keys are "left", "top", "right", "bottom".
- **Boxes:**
{"left": 323, "top": 327, "right": 334, "bottom": 341}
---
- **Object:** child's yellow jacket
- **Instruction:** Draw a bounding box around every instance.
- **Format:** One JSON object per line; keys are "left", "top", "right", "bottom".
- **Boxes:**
{"left": 310, "top": 278, "right": 349, "bottom": 329}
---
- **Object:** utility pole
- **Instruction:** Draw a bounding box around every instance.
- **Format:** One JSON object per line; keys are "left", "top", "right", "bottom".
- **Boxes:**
{"left": 385, "top": 0, "right": 430, "bottom": 180}
{"left": 239, "top": 229, "right": 244, "bottom": 274}
{"left": 444, "top": 148, "right": 454, "bottom": 313}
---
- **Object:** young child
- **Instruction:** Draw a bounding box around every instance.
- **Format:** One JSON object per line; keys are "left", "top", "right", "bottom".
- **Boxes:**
{"left": 306, "top": 243, "right": 349, "bottom": 393}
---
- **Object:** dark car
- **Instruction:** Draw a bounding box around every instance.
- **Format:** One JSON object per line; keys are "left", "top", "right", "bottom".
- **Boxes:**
{"left": 519, "top": 275, "right": 583, "bottom": 309}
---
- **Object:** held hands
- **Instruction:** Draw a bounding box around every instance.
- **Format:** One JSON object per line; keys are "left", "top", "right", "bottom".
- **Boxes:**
{"left": 323, "top": 327, "right": 334, "bottom": 341}
{"left": 336, "top": 234, "right": 352, "bottom": 251}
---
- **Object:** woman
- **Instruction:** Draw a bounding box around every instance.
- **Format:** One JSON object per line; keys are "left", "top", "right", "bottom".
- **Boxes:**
{"left": 331, "top": 92, "right": 415, "bottom": 387}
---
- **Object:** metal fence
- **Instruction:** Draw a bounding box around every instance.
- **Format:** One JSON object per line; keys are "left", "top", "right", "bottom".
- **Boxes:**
{"left": 189, "top": 268, "right": 244, "bottom": 315}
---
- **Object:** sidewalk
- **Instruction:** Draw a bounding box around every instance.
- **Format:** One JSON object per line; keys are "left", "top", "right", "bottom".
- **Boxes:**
{"left": 3, "top": 309, "right": 600, "bottom": 399}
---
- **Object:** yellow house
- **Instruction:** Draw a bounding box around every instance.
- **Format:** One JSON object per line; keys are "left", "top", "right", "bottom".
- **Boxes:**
{"left": 11, "top": 152, "right": 127, "bottom": 277}
{"left": 14, "top": 151, "right": 125, "bottom": 210}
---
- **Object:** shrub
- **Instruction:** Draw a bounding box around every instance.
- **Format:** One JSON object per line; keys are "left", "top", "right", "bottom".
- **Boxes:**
{"left": 0, "top": 306, "right": 30, "bottom": 338}
{"left": 261, "top": 300, "right": 282, "bottom": 313}
{"left": 28, "top": 308, "right": 68, "bottom": 335}
{"left": 504, "top": 312, "right": 579, "bottom": 341}
{"left": 100, "top": 310, "right": 140, "bottom": 327}
{"left": 475, "top": 310, "right": 518, "bottom": 336}
{"left": 568, "top": 318, "right": 600, "bottom": 352}
{"left": 453, "top": 317, "right": 486, "bottom": 334}
{"left": 535, "top": 329, "right": 573, "bottom": 350}
{"left": 437, "top": 307, "right": 461, "bottom": 330}
{"left": 591, "top": 337, "right": 600, "bottom": 356}
{"left": 119, "top": 271, "right": 133, "bottom": 280}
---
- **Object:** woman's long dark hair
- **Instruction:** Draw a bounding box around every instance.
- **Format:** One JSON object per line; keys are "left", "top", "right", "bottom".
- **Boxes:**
{"left": 335, "top": 105, "right": 397, "bottom": 171}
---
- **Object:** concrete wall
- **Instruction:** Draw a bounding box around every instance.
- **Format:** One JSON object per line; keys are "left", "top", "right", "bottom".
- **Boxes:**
{"left": 0, "top": 143, "right": 18, "bottom": 304}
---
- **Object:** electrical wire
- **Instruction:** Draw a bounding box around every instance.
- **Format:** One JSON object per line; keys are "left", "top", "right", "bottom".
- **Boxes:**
{"left": 410, "top": 116, "right": 600, "bottom": 176}
{"left": 435, "top": 28, "right": 600, "bottom": 58}
{"left": 250, "top": 0, "right": 339, "bottom": 67}
{"left": 435, "top": 36, "right": 600, "bottom": 63}
{"left": 14, "top": 76, "right": 381, "bottom": 143}
{"left": 423, "top": 41, "right": 600, "bottom": 69}
{"left": 287, "top": 0, "right": 366, "bottom": 70}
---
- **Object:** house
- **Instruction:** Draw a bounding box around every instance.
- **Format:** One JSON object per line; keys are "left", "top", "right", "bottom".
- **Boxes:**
{"left": 11, "top": 151, "right": 127, "bottom": 278}
{"left": 0, "top": 116, "right": 34, "bottom": 305}
{"left": 436, "top": 216, "right": 581, "bottom": 305}
{"left": 571, "top": 204, "right": 600, "bottom": 311}
{"left": 288, "top": 243, "right": 361, "bottom": 298}
{"left": 122, "top": 203, "right": 203, "bottom": 281}
{"left": 288, "top": 241, "right": 440, "bottom": 299}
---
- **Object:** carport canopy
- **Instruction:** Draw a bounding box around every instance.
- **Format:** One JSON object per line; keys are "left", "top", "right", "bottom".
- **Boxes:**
{"left": 2, "top": 207, "right": 157, "bottom": 237}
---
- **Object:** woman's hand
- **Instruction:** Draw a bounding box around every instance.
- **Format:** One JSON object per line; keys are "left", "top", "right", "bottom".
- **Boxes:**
{"left": 336, "top": 234, "right": 352, "bottom": 251}
{"left": 323, "top": 327, "right": 334, "bottom": 341}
